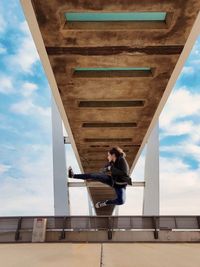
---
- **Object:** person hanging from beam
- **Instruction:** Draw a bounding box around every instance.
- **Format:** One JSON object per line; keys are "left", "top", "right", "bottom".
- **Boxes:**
{"left": 68, "top": 146, "right": 132, "bottom": 208}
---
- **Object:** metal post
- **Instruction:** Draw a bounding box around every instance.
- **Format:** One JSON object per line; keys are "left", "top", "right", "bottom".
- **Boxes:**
{"left": 143, "top": 121, "right": 160, "bottom": 216}
{"left": 51, "top": 95, "right": 70, "bottom": 216}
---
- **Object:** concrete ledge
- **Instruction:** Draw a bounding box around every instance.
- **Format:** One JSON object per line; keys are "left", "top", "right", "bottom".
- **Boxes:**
{"left": 0, "top": 243, "right": 200, "bottom": 267}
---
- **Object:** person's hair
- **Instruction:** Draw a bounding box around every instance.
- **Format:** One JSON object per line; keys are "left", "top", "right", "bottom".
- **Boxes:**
{"left": 108, "top": 146, "right": 126, "bottom": 158}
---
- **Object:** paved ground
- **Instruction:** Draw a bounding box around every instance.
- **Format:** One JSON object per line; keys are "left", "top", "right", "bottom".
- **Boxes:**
{"left": 0, "top": 243, "right": 200, "bottom": 267}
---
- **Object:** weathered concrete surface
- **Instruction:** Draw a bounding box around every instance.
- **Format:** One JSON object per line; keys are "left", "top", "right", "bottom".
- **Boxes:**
{"left": 1, "top": 243, "right": 200, "bottom": 267}
{"left": 26, "top": 0, "right": 200, "bottom": 215}
{"left": 103, "top": 243, "right": 200, "bottom": 267}
{"left": 0, "top": 244, "right": 101, "bottom": 267}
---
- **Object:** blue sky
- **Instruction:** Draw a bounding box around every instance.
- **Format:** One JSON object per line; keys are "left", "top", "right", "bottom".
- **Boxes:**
{"left": 0, "top": 1, "right": 200, "bottom": 215}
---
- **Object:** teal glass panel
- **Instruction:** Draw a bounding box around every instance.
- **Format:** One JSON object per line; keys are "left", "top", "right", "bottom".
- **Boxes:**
{"left": 65, "top": 12, "right": 166, "bottom": 22}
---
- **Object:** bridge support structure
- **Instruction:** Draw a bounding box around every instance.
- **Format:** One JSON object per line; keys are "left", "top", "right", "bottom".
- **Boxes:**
{"left": 51, "top": 96, "right": 70, "bottom": 216}
{"left": 143, "top": 121, "right": 160, "bottom": 216}
{"left": 51, "top": 95, "right": 159, "bottom": 216}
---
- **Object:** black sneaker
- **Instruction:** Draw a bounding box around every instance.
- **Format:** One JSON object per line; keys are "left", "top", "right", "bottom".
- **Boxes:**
{"left": 95, "top": 200, "right": 108, "bottom": 209}
{"left": 68, "top": 166, "right": 74, "bottom": 178}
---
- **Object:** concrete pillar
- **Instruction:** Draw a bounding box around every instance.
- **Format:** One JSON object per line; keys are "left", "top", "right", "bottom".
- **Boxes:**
{"left": 87, "top": 193, "right": 94, "bottom": 216}
{"left": 114, "top": 206, "right": 119, "bottom": 216}
{"left": 51, "top": 95, "right": 70, "bottom": 216}
{"left": 143, "top": 121, "right": 160, "bottom": 216}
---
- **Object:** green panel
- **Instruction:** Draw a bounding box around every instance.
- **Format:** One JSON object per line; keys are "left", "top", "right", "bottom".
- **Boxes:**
{"left": 65, "top": 12, "right": 166, "bottom": 22}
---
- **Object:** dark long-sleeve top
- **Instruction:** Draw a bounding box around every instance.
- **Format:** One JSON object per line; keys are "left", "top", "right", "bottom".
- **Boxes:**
{"left": 110, "top": 155, "right": 132, "bottom": 186}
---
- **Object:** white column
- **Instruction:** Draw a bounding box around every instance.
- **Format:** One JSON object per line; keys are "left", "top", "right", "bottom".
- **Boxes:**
{"left": 51, "top": 95, "right": 70, "bottom": 216}
{"left": 143, "top": 121, "right": 160, "bottom": 216}
{"left": 87, "top": 193, "right": 94, "bottom": 216}
{"left": 114, "top": 206, "right": 119, "bottom": 216}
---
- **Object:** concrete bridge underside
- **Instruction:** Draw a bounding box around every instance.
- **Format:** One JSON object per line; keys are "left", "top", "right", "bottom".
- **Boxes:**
{"left": 21, "top": 0, "right": 200, "bottom": 215}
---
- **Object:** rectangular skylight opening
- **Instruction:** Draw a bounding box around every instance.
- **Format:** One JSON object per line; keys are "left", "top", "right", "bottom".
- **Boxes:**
{"left": 74, "top": 67, "right": 152, "bottom": 78}
{"left": 65, "top": 12, "right": 166, "bottom": 22}
{"left": 64, "top": 12, "right": 169, "bottom": 30}
{"left": 79, "top": 100, "right": 145, "bottom": 108}
{"left": 82, "top": 122, "right": 137, "bottom": 128}
{"left": 84, "top": 138, "right": 132, "bottom": 142}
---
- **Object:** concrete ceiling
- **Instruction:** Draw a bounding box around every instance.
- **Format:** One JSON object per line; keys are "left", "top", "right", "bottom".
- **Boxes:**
{"left": 21, "top": 0, "right": 200, "bottom": 215}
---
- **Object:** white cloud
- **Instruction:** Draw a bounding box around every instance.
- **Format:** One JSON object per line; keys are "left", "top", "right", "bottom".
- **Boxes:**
{"left": 159, "top": 83, "right": 200, "bottom": 164}
{"left": 10, "top": 100, "right": 35, "bottom": 115}
{"left": 118, "top": 188, "right": 144, "bottom": 215}
{"left": 131, "top": 146, "right": 146, "bottom": 181}
{"left": 179, "top": 142, "right": 200, "bottom": 162}
{"left": 159, "top": 83, "right": 200, "bottom": 214}
{"left": 160, "top": 87, "right": 200, "bottom": 132}
{"left": 0, "top": 13, "right": 6, "bottom": 33}
{"left": 21, "top": 82, "right": 38, "bottom": 97}
{"left": 69, "top": 187, "right": 90, "bottom": 215}
{"left": 10, "top": 99, "right": 50, "bottom": 117}
{"left": 19, "top": 20, "right": 30, "bottom": 35}
{"left": 9, "top": 98, "right": 52, "bottom": 137}
{"left": 0, "top": 74, "right": 14, "bottom": 94}
{"left": 191, "top": 39, "right": 200, "bottom": 56}
{"left": 191, "top": 59, "right": 200, "bottom": 65}
{"left": 161, "top": 139, "right": 200, "bottom": 163}
{"left": 190, "top": 39, "right": 200, "bottom": 65}
{"left": 160, "top": 156, "right": 200, "bottom": 214}
{"left": 188, "top": 124, "right": 200, "bottom": 143}
{"left": 0, "top": 145, "right": 54, "bottom": 216}
{"left": 0, "top": 44, "right": 6, "bottom": 54}
{"left": 0, "top": 74, "right": 39, "bottom": 99}
{"left": 160, "top": 120, "right": 194, "bottom": 137}
{"left": 0, "top": 164, "right": 11, "bottom": 175}
{"left": 12, "top": 36, "right": 39, "bottom": 73}
{"left": 181, "top": 66, "right": 194, "bottom": 75}
{"left": 8, "top": 21, "right": 39, "bottom": 73}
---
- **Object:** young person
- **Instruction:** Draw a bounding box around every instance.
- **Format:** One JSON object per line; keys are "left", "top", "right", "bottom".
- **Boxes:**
{"left": 68, "top": 147, "right": 132, "bottom": 208}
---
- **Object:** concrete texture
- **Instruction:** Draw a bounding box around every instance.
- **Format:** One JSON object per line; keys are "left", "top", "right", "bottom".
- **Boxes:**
{"left": 103, "top": 243, "right": 200, "bottom": 267}
{"left": 1, "top": 243, "right": 200, "bottom": 267}
{"left": 23, "top": 0, "right": 200, "bottom": 215}
{"left": 0, "top": 244, "right": 101, "bottom": 267}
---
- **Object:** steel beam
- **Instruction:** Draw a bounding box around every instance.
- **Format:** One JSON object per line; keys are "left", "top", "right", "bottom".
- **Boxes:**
{"left": 68, "top": 181, "right": 145, "bottom": 187}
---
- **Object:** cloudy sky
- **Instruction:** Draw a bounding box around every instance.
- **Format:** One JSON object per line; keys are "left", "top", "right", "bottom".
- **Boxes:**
{"left": 0, "top": 1, "right": 200, "bottom": 216}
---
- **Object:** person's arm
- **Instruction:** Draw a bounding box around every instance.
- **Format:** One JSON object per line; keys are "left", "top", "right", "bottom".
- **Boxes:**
{"left": 101, "top": 161, "right": 114, "bottom": 173}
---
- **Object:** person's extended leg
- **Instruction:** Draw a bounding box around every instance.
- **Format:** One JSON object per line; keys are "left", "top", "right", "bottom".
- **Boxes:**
{"left": 68, "top": 167, "right": 126, "bottom": 209}
{"left": 74, "top": 173, "right": 113, "bottom": 186}
{"left": 106, "top": 186, "right": 126, "bottom": 205}
{"left": 68, "top": 167, "right": 113, "bottom": 186}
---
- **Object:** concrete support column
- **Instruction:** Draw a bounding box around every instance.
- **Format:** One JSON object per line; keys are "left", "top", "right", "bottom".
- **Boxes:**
{"left": 87, "top": 193, "right": 94, "bottom": 216}
{"left": 51, "top": 95, "right": 70, "bottom": 216}
{"left": 143, "top": 121, "right": 160, "bottom": 216}
{"left": 114, "top": 206, "right": 119, "bottom": 216}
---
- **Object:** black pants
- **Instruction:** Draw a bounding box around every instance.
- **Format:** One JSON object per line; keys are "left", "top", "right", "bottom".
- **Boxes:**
{"left": 73, "top": 172, "right": 126, "bottom": 205}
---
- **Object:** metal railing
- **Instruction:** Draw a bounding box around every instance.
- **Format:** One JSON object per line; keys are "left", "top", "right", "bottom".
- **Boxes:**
{"left": 0, "top": 216, "right": 200, "bottom": 243}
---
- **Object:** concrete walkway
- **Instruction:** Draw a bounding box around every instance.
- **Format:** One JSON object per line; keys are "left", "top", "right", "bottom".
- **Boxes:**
{"left": 0, "top": 243, "right": 200, "bottom": 267}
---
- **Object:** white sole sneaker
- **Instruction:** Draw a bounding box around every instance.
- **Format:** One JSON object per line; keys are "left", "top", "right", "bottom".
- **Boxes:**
{"left": 95, "top": 201, "right": 107, "bottom": 208}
